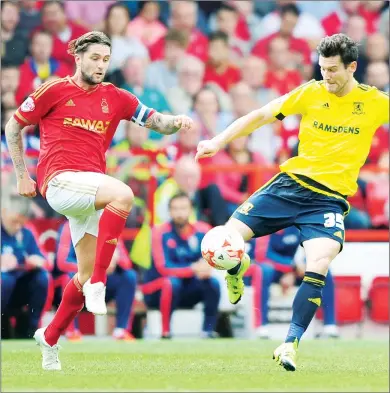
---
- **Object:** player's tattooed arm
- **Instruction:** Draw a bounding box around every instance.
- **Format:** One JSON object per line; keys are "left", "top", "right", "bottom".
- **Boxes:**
{"left": 145, "top": 112, "right": 193, "bottom": 135}
{"left": 5, "top": 117, "right": 29, "bottom": 179}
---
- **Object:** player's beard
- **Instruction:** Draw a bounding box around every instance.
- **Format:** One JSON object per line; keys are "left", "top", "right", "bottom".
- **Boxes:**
{"left": 173, "top": 218, "right": 189, "bottom": 230}
{"left": 81, "top": 70, "right": 102, "bottom": 86}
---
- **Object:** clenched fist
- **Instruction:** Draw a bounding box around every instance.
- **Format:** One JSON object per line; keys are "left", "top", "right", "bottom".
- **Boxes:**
{"left": 173, "top": 114, "right": 193, "bottom": 132}
{"left": 195, "top": 139, "right": 221, "bottom": 162}
{"left": 17, "top": 174, "right": 37, "bottom": 197}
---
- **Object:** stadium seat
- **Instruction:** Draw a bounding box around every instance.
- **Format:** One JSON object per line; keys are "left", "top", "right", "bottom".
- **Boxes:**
{"left": 316, "top": 275, "right": 364, "bottom": 324}
{"left": 367, "top": 276, "right": 389, "bottom": 324}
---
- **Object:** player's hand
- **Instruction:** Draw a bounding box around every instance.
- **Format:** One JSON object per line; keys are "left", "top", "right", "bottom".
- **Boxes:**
{"left": 17, "top": 174, "right": 37, "bottom": 198}
{"left": 195, "top": 139, "right": 221, "bottom": 162}
{"left": 174, "top": 115, "right": 193, "bottom": 132}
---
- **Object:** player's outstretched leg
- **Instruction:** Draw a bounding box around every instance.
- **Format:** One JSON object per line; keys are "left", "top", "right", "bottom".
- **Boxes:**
{"left": 83, "top": 176, "right": 134, "bottom": 315}
{"left": 224, "top": 218, "right": 254, "bottom": 304}
{"left": 273, "top": 238, "right": 340, "bottom": 371}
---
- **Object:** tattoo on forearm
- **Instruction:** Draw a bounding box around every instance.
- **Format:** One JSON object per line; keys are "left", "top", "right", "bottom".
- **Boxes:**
{"left": 5, "top": 118, "right": 28, "bottom": 179}
{"left": 145, "top": 113, "right": 180, "bottom": 135}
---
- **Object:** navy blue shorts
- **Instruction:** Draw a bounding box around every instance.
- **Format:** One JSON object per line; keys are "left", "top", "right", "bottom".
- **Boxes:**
{"left": 231, "top": 172, "right": 350, "bottom": 249}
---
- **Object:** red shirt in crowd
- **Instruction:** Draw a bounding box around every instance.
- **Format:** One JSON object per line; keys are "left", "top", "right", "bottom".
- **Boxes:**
{"left": 14, "top": 76, "right": 155, "bottom": 197}
{"left": 251, "top": 32, "right": 312, "bottom": 66}
{"left": 148, "top": 29, "right": 209, "bottom": 63}
{"left": 33, "top": 22, "right": 89, "bottom": 67}
{"left": 203, "top": 63, "right": 241, "bottom": 92}
{"left": 264, "top": 69, "right": 302, "bottom": 96}
{"left": 15, "top": 58, "right": 71, "bottom": 105}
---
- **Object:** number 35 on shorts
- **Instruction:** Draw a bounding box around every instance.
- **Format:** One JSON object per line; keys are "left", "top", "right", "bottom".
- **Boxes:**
{"left": 324, "top": 213, "right": 345, "bottom": 230}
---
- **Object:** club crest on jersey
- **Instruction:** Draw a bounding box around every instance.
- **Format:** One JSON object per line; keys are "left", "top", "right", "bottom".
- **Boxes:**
{"left": 352, "top": 102, "right": 364, "bottom": 115}
{"left": 101, "top": 98, "right": 109, "bottom": 113}
{"left": 21, "top": 97, "right": 35, "bottom": 112}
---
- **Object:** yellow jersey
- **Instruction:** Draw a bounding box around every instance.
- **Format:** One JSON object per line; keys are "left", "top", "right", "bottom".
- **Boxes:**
{"left": 271, "top": 79, "right": 389, "bottom": 196}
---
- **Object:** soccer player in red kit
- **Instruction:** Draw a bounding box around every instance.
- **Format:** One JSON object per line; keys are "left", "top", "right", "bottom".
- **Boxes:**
{"left": 5, "top": 31, "right": 193, "bottom": 371}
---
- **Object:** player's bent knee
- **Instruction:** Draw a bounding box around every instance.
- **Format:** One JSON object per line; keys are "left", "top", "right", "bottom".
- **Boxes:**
{"left": 113, "top": 185, "right": 134, "bottom": 211}
{"left": 303, "top": 237, "right": 340, "bottom": 274}
{"left": 225, "top": 218, "right": 254, "bottom": 241}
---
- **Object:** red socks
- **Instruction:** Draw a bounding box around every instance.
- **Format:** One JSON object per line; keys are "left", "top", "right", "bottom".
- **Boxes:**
{"left": 90, "top": 204, "right": 129, "bottom": 284}
{"left": 44, "top": 275, "right": 84, "bottom": 346}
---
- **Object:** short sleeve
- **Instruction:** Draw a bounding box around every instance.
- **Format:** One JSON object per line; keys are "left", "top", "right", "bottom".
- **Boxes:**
{"left": 13, "top": 80, "right": 61, "bottom": 126}
{"left": 375, "top": 90, "right": 389, "bottom": 126}
{"left": 118, "top": 88, "right": 156, "bottom": 125}
{"left": 270, "top": 79, "right": 314, "bottom": 120}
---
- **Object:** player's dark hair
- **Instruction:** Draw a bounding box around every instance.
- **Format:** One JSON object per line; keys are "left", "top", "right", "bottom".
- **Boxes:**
{"left": 280, "top": 4, "right": 300, "bottom": 17}
{"left": 169, "top": 192, "right": 192, "bottom": 208}
{"left": 41, "top": 0, "right": 65, "bottom": 12}
{"left": 165, "top": 29, "right": 189, "bottom": 48}
{"left": 67, "top": 31, "right": 111, "bottom": 56}
{"left": 317, "top": 33, "right": 359, "bottom": 67}
{"left": 209, "top": 31, "right": 229, "bottom": 45}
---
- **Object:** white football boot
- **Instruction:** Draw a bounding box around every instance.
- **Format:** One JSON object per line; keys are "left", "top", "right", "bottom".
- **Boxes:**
{"left": 34, "top": 328, "right": 61, "bottom": 371}
{"left": 83, "top": 278, "right": 107, "bottom": 315}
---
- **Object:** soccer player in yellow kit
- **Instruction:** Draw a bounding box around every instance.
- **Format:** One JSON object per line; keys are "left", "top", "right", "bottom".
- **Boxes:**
{"left": 195, "top": 34, "right": 389, "bottom": 371}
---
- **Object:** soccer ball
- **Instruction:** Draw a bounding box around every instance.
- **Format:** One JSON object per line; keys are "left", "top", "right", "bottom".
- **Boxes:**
{"left": 201, "top": 225, "right": 245, "bottom": 270}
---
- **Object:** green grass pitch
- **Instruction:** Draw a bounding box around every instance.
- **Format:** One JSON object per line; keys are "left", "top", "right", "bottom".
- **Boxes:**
{"left": 2, "top": 339, "right": 389, "bottom": 392}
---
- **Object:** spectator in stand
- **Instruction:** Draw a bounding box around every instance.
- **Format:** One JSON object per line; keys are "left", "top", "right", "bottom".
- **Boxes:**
{"left": 143, "top": 192, "right": 220, "bottom": 339}
{"left": 1, "top": 67, "right": 20, "bottom": 110}
{"left": 229, "top": 81, "right": 277, "bottom": 164}
{"left": 252, "top": 4, "right": 312, "bottom": 81}
{"left": 344, "top": 15, "right": 367, "bottom": 44}
{"left": 204, "top": 31, "right": 241, "bottom": 93}
{"left": 121, "top": 54, "right": 171, "bottom": 145}
{"left": 127, "top": 1, "right": 167, "bottom": 49}
{"left": 358, "top": 0, "right": 387, "bottom": 35}
{"left": 17, "top": 0, "right": 42, "bottom": 38}
{"left": 166, "top": 55, "right": 205, "bottom": 115}
{"left": 103, "top": 3, "right": 148, "bottom": 78}
{"left": 145, "top": 29, "right": 188, "bottom": 96}
{"left": 15, "top": 31, "right": 71, "bottom": 105}
{"left": 256, "top": 0, "right": 325, "bottom": 50}
{"left": 297, "top": 1, "right": 340, "bottom": 20}
{"left": 321, "top": 0, "right": 361, "bottom": 37}
{"left": 264, "top": 37, "right": 302, "bottom": 96}
{"left": 1, "top": 190, "right": 51, "bottom": 338}
{"left": 154, "top": 155, "right": 229, "bottom": 226}
{"left": 227, "top": 0, "right": 263, "bottom": 47}
{"left": 35, "top": 1, "right": 88, "bottom": 68}
{"left": 121, "top": 54, "right": 171, "bottom": 118}
{"left": 254, "top": 227, "right": 339, "bottom": 339}
{"left": 190, "top": 87, "right": 234, "bottom": 140}
{"left": 1, "top": 1, "right": 29, "bottom": 67}
{"left": 214, "top": 133, "right": 269, "bottom": 215}
{"left": 64, "top": 1, "right": 115, "bottom": 31}
{"left": 148, "top": 0, "right": 208, "bottom": 62}
{"left": 379, "top": 6, "right": 389, "bottom": 37}
{"left": 54, "top": 221, "right": 137, "bottom": 341}
{"left": 212, "top": 3, "right": 249, "bottom": 63}
{"left": 365, "top": 33, "right": 389, "bottom": 63}
{"left": 240, "top": 56, "right": 278, "bottom": 105}
{"left": 366, "top": 61, "right": 389, "bottom": 93}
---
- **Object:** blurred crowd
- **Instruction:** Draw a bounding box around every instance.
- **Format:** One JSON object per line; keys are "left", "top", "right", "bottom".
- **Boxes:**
{"left": 2, "top": 0, "right": 389, "bottom": 232}
{"left": 1, "top": 0, "right": 389, "bottom": 340}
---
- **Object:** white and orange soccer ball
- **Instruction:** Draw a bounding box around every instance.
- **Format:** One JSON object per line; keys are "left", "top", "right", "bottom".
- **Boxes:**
{"left": 201, "top": 225, "right": 245, "bottom": 270}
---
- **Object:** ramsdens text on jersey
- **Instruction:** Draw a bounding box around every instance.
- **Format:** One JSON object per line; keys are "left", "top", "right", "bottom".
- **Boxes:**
{"left": 313, "top": 121, "right": 360, "bottom": 134}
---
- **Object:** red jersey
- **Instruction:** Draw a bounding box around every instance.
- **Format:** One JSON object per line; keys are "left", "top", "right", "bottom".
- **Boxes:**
{"left": 149, "top": 29, "right": 208, "bottom": 62}
{"left": 251, "top": 32, "right": 312, "bottom": 66}
{"left": 14, "top": 76, "right": 155, "bottom": 197}
{"left": 203, "top": 63, "right": 241, "bottom": 92}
